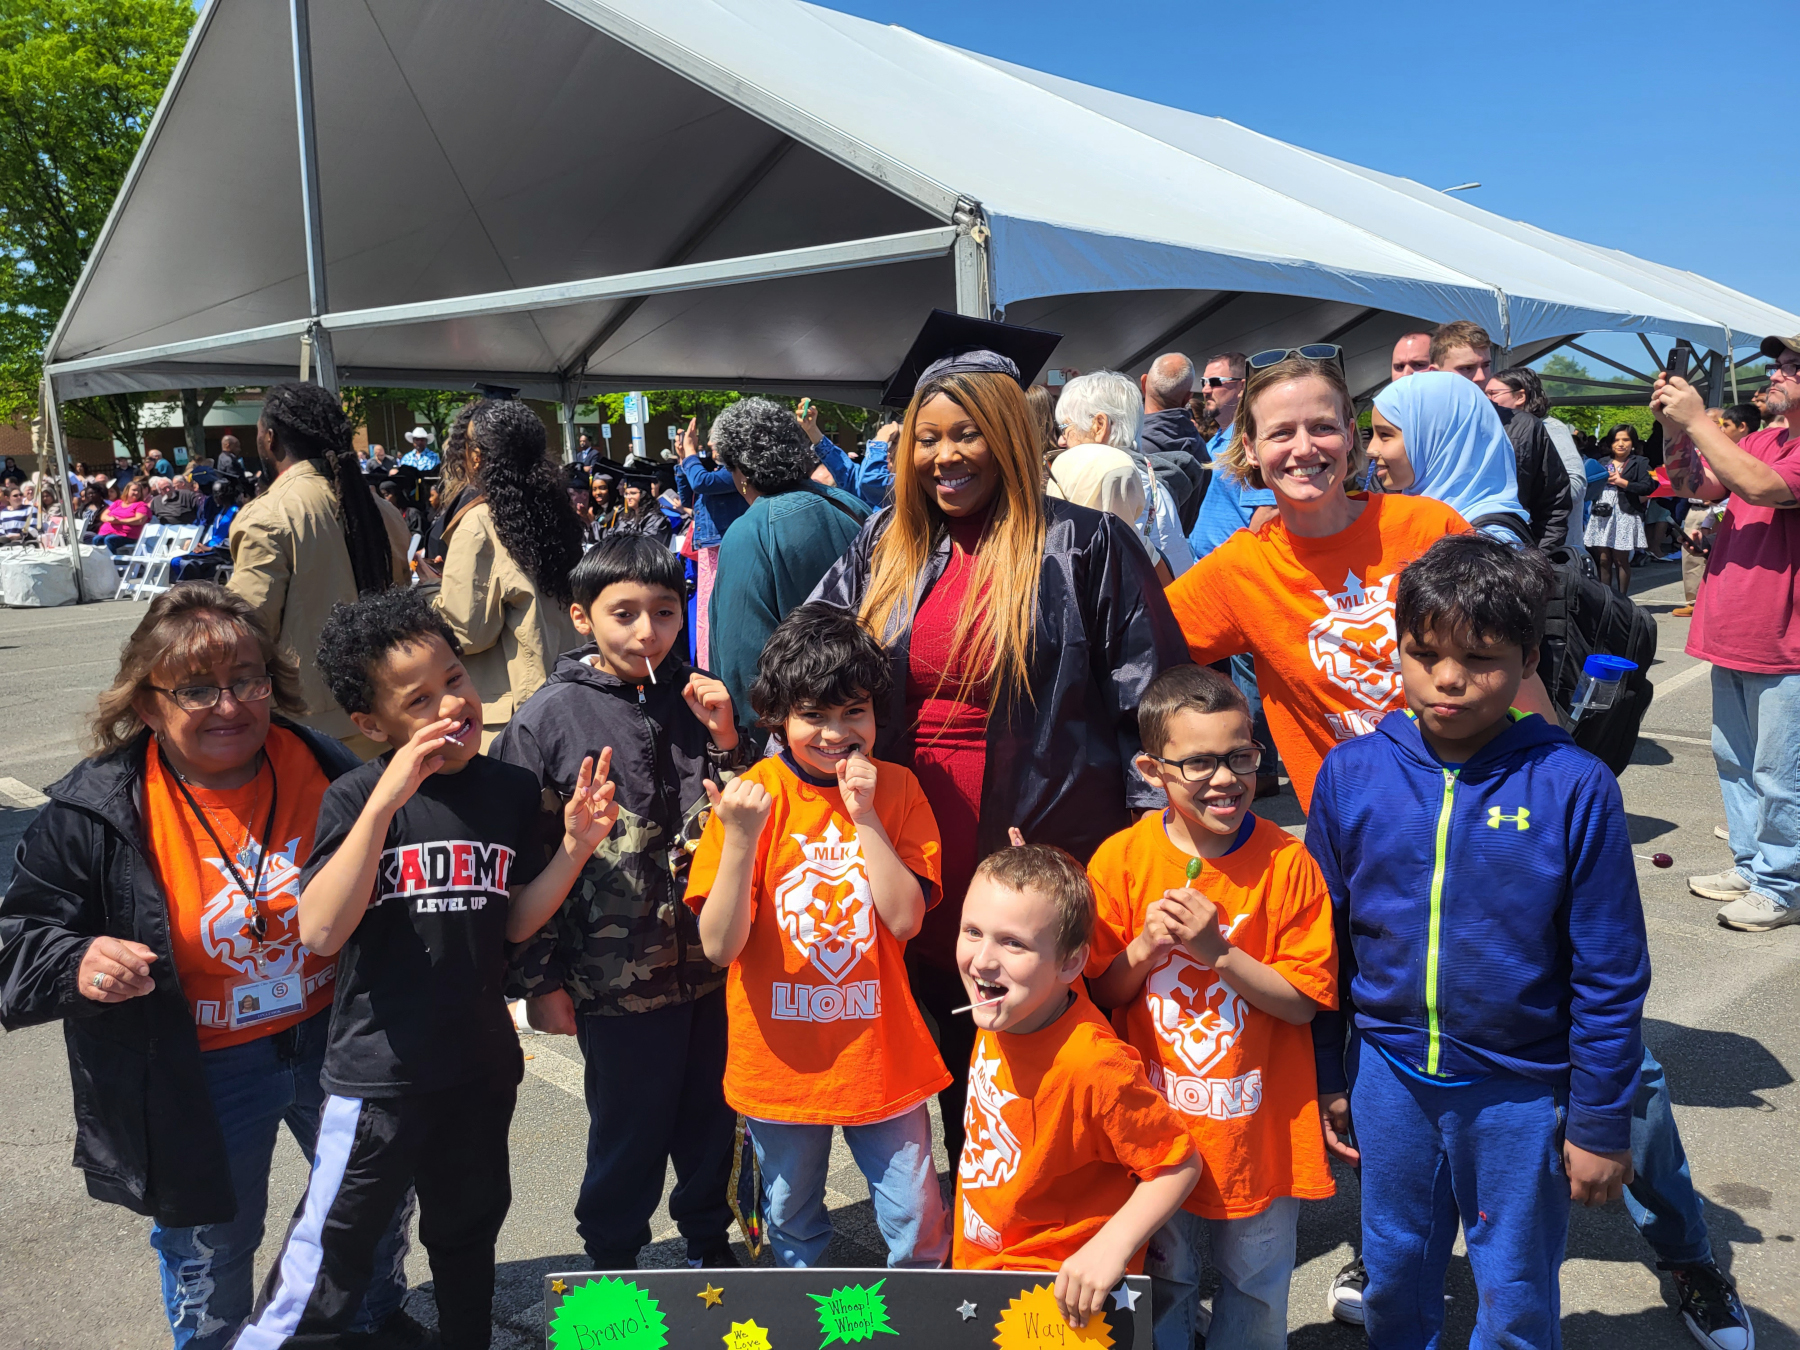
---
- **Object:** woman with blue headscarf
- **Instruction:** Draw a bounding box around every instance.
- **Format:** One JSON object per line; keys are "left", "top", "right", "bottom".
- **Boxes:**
{"left": 1370, "top": 372, "right": 1531, "bottom": 547}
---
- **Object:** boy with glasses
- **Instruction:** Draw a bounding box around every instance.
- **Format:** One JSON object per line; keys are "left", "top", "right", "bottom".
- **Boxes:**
{"left": 1086, "top": 664, "right": 1338, "bottom": 1349}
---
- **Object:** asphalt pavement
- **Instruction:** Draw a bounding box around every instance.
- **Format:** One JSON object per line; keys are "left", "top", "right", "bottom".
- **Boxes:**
{"left": 1, "top": 562, "right": 1796, "bottom": 1350}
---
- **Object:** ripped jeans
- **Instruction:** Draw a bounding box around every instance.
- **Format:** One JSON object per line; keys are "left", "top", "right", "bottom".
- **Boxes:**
{"left": 148, "top": 1009, "right": 412, "bottom": 1349}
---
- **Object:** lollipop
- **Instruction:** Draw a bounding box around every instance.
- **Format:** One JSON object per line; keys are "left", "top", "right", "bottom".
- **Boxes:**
{"left": 1186, "top": 858, "right": 1202, "bottom": 882}
{"left": 1635, "top": 852, "right": 1673, "bottom": 869}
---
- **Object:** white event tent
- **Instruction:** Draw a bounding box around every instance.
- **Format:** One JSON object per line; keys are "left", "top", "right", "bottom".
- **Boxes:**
{"left": 43, "top": 0, "right": 1798, "bottom": 462}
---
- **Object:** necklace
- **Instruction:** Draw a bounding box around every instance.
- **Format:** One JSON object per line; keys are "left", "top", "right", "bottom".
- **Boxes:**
{"left": 161, "top": 747, "right": 280, "bottom": 971}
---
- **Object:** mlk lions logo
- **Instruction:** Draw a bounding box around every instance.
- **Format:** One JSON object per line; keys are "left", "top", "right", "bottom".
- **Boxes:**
{"left": 772, "top": 821, "right": 877, "bottom": 984}
{"left": 1146, "top": 947, "right": 1247, "bottom": 1078}
{"left": 1306, "top": 568, "right": 1402, "bottom": 712}
{"left": 200, "top": 836, "right": 306, "bottom": 976}
{"left": 959, "top": 1039, "right": 1023, "bottom": 1190}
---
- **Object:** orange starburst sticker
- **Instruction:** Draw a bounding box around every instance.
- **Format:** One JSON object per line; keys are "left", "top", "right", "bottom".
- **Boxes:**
{"left": 991, "top": 1284, "right": 1115, "bottom": 1349}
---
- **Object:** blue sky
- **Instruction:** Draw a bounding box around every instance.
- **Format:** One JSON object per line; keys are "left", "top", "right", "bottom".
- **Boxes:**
{"left": 826, "top": 0, "right": 1796, "bottom": 365}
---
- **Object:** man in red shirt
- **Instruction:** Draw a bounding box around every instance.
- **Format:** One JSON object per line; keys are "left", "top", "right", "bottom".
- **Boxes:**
{"left": 1656, "top": 335, "right": 1800, "bottom": 931}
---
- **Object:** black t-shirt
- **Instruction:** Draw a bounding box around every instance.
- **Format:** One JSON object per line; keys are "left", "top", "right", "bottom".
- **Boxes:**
{"left": 303, "top": 753, "right": 552, "bottom": 1097}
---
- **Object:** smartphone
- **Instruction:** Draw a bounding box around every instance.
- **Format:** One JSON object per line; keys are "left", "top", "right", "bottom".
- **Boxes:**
{"left": 1666, "top": 339, "right": 1693, "bottom": 384}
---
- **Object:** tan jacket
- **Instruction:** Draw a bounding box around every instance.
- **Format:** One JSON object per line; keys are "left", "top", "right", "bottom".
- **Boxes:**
{"left": 227, "top": 460, "right": 408, "bottom": 739}
{"left": 433, "top": 499, "right": 579, "bottom": 738}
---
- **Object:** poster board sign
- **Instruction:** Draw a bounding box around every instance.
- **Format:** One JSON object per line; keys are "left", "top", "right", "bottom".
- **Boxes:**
{"left": 543, "top": 1268, "right": 1151, "bottom": 1350}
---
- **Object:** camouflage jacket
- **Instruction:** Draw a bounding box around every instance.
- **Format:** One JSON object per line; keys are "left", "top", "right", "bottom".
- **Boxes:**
{"left": 494, "top": 647, "right": 737, "bottom": 1014}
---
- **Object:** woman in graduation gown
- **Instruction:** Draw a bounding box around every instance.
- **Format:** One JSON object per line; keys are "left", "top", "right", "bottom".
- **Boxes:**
{"left": 812, "top": 311, "right": 1190, "bottom": 1157}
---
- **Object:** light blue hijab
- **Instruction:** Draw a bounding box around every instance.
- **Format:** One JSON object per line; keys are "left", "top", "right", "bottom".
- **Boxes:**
{"left": 1373, "top": 371, "right": 1527, "bottom": 534}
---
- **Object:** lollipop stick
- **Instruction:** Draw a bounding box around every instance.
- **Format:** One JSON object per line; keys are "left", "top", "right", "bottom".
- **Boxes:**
{"left": 644, "top": 655, "right": 656, "bottom": 685}
{"left": 950, "top": 993, "right": 1007, "bottom": 1015}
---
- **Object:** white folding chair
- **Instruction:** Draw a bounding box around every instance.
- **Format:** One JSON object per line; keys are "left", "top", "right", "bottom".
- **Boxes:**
{"left": 131, "top": 525, "right": 200, "bottom": 600}
{"left": 112, "top": 524, "right": 166, "bottom": 598}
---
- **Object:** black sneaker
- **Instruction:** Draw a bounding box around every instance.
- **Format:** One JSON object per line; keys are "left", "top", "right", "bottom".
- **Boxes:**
{"left": 372, "top": 1308, "right": 441, "bottom": 1350}
{"left": 688, "top": 1241, "right": 741, "bottom": 1269}
{"left": 1327, "top": 1254, "right": 1367, "bottom": 1327}
{"left": 1667, "top": 1262, "right": 1754, "bottom": 1350}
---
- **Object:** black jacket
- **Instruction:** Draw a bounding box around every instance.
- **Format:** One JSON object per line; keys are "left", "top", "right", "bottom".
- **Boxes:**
{"left": 0, "top": 721, "right": 359, "bottom": 1228}
{"left": 1135, "top": 409, "right": 1211, "bottom": 533}
{"left": 812, "top": 498, "right": 1191, "bottom": 875}
{"left": 1597, "top": 453, "right": 1656, "bottom": 517}
{"left": 493, "top": 648, "right": 735, "bottom": 1015}
{"left": 1497, "top": 407, "right": 1573, "bottom": 547}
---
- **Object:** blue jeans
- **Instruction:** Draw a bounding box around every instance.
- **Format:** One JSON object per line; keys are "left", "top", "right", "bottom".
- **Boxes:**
{"left": 1148, "top": 1199, "right": 1299, "bottom": 1350}
{"left": 1353, "top": 1043, "right": 1568, "bottom": 1350}
{"left": 1626, "top": 1041, "right": 1712, "bottom": 1266}
{"left": 1712, "top": 665, "right": 1800, "bottom": 909}
{"left": 748, "top": 1105, "right": 949, "bottom": 1269}
{"left": 148, "top": 1010, "right": 411, "bottom": 1349}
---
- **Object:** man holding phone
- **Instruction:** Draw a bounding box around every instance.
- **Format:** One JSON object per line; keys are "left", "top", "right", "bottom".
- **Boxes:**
{"left": 1656, "top": 334, "right": 1800, "bottom": 933}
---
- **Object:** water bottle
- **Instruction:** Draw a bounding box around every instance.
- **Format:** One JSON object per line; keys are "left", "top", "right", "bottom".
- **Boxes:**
{"left": 1570, "top": 654, "right": 1638, "bottom": 721}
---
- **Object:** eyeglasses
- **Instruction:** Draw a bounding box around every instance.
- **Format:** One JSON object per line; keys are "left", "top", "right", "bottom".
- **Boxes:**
{"left": 150, "top": 675, "right": 274, "bottom": 712}
{"left": 1248, "top": 344, "right": 1343, "bottom": 370}
{"left": 1144, "top": 744, "right": 1265, "bottom": 783}
{"left": 1770, "top": 360, "right": 1800, "bottom": 382}
{"left": 1196, "top": 376, "right": 1243, "bottom": 389}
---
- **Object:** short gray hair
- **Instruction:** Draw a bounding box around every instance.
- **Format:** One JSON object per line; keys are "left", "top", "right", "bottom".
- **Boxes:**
{"left": 1145, "top": 353, "right": 1195, "bottom": 406}
{"left": 711, "top": 397, "right": 817, "bottom": 495}
{"left": 1056, "top": 371, "right": 1142, "bottom": 453}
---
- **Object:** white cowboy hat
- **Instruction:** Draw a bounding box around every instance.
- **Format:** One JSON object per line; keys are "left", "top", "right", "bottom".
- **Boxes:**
{"left": 406, "top": 426, "right": 431, "bottom": 441}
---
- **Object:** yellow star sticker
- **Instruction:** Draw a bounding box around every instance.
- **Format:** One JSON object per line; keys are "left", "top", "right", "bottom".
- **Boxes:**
{"left": 698, "top": 1283, "right": 725, "bottom": 1308}
{"left": 549, "top": 1278, "right": 567, "bottom": 1295}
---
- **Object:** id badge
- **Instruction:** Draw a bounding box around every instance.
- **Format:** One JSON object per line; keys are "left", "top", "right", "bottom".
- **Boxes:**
{"left": 227, "top": 973, "right": 307, "bottom": 1031}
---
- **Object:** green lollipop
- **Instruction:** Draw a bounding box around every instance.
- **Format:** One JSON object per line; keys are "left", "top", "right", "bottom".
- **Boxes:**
{"left": 1185, "top": 858, "right": 1201, "bottom": 882}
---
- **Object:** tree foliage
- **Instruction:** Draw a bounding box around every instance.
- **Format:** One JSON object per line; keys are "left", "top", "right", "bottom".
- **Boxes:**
{"left": 579, "top": 389, "right": 883, "bottom": 444}
{"left": 0, "top": 0, "right": 194, "bottom": 420}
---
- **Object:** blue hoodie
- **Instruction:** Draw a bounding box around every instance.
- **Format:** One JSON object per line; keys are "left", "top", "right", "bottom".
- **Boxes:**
{"left": 1307, "top": 709, "right": 1648, "bottom": 1153}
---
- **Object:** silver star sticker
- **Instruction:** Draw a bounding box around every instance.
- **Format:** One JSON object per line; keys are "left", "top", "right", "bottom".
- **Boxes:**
{"left": 956, "top": 1300, "right": 978, "bottom": 1321}
{"left": 1110, "top": 1283, "right": 1141, "bottom": 1312}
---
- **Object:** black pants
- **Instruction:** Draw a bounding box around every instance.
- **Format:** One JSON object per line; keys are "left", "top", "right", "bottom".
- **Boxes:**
{"left": 232, "top": 1081, "right": 516, "bottom": 1350}
{"left": 906, "top": 954, "right": 978, "bottom": 1166}
{"left": 574, "top": 988, "right": 736, "bottom": 1268}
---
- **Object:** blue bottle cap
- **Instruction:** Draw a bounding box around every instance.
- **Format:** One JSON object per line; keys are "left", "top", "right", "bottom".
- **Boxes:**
{"left": 1580, "top": 654, "right": 1638, "bottom": 679}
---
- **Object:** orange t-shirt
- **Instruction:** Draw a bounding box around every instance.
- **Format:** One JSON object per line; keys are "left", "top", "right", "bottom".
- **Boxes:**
{"left": 684, "top": 754, "right": 949, "bottom": 1125}
{"left": 145, "top": 727, "right": 337, "bottom": 1051}
{"left": 954, "top": 985, "right": 1194, "bottom": 1272}
{"left": 1085, "top": 813, "right": 1338, "bottom": 1219}
{"left": 1163, "top": 493, "right": 1470, "bottom": 809}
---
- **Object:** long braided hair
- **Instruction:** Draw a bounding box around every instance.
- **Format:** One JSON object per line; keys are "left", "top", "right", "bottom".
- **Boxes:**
{"left": 260, "top": 382, "right": 393, "bottom": 596}
{"left": 468, "top": 400, "right": 584, "bottom": 607}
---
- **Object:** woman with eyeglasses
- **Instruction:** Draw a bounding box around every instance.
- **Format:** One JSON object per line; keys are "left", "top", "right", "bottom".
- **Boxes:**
{"left": 1163, "top": 350, "right": 1476, "bottom": 813}
{"left": 0, "top": 583, "right": 417, "bottom": 1349}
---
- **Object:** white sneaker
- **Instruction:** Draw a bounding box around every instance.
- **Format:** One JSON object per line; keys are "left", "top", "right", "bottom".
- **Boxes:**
{"left": 1689, "top": 870, "right": 1751, "bottom": 902}
{"left": 1327, "top": 1255, "right": 1367, "bottom": 1326}
{"left": 1714, "top": 826, "right": 1730, "bottom": 842}
{"left": 1717, "top": 892, "right": 1800, "bottom": 932}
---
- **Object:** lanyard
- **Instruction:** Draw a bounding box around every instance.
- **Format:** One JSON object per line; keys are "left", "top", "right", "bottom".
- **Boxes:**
{"left": 163, "top": 747, "right": 280, "bottom": 955}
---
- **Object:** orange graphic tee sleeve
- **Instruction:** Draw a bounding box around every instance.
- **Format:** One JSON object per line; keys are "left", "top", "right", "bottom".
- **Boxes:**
{"left": 1262, "top": 844, "right": 1338, "bottom": 1011}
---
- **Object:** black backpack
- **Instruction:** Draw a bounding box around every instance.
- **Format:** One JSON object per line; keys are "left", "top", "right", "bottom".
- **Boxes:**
{"left": 1470, "top": 519, "right": 1657, "bottom": 776}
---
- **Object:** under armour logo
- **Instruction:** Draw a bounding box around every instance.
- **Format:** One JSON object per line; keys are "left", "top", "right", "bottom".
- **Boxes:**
{"left": 1487, "top": 806, "right": 1530, "bottom": 831}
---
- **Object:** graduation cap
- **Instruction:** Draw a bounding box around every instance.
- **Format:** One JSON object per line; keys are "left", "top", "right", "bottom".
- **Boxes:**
{"left": 472, "top": 381, "right": 521, "bottom": 401}
{"left": 879, "top": 309, "right": 1062, "bottom": 409}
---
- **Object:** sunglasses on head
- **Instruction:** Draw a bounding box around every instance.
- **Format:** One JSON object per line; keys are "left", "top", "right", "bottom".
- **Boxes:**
{"left": 1248, "top": 344, "right": 1344, "bottom": 370}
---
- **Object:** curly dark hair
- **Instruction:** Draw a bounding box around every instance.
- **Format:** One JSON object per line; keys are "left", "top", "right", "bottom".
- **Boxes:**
{"left": 438, "top": 398, "right": 485, "bottom": 506}
{"left": 710, "top": 397, "right": 817, "bottom": 495}
{"left": 749, "top": 601, "right": 892, "bottom": 729}
{"left": 468, "top": 399, "right": 585, "bottom": 607}
{"left": 316, "top": 588, "right": 463, "bottom": 717}
{"left": 260, "top": 382, "right": 393, "bottom": 596}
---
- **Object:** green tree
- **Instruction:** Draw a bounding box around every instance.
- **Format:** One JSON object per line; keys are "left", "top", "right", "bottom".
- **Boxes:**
{"left": 0, "top": 0, "right": 193, "bottom": 419}
{"left": 341, "top": 386, "right": 475, "bottom": 447}
{"left": 1539, "top": 353, "right": 1594, "bottom": 401}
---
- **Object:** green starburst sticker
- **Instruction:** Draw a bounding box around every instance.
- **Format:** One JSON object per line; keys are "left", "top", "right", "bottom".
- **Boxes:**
{"left": 809, "top": 1278, "right": 898, "bottom": 1346}
{"left": 548, "top": 1276, "right": 668, "bottom": 1350}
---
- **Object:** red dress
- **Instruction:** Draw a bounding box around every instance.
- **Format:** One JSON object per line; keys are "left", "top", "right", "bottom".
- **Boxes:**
{"left": 905, "top": 508, "right": 992, "bottom": 968}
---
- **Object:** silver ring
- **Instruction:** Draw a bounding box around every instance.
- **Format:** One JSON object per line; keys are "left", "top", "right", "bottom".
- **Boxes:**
{"left": 91, "top": 973, "right": 105, "bottom": 988}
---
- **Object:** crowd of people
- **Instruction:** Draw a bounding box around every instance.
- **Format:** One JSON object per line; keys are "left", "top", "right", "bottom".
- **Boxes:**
{"left": 0, "top": 310, "right": 1794, "bottom": 1350}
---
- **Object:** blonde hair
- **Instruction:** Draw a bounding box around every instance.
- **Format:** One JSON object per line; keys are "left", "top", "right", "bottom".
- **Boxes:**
{"left": 1214, "top": 356, "right": 1366, "bottom": 492}
{"left": 860, "top": 371, "right": 1045, "bottom": 711}
{"left": 88, "top": 583, "right": 303, "bottom": 756}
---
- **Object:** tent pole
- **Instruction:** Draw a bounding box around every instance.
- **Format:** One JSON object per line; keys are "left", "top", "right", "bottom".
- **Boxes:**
{"left": 290, "top": 0, "right": 333, "bottom": 390}
{"left": 559, "top": 378, "right": 580, "bottom": 464}
{"left": 953, "top": 203, "right": 992, "bottom": 319}
{"left": 42, "top": 373, "right": 86, "bottom": 603}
